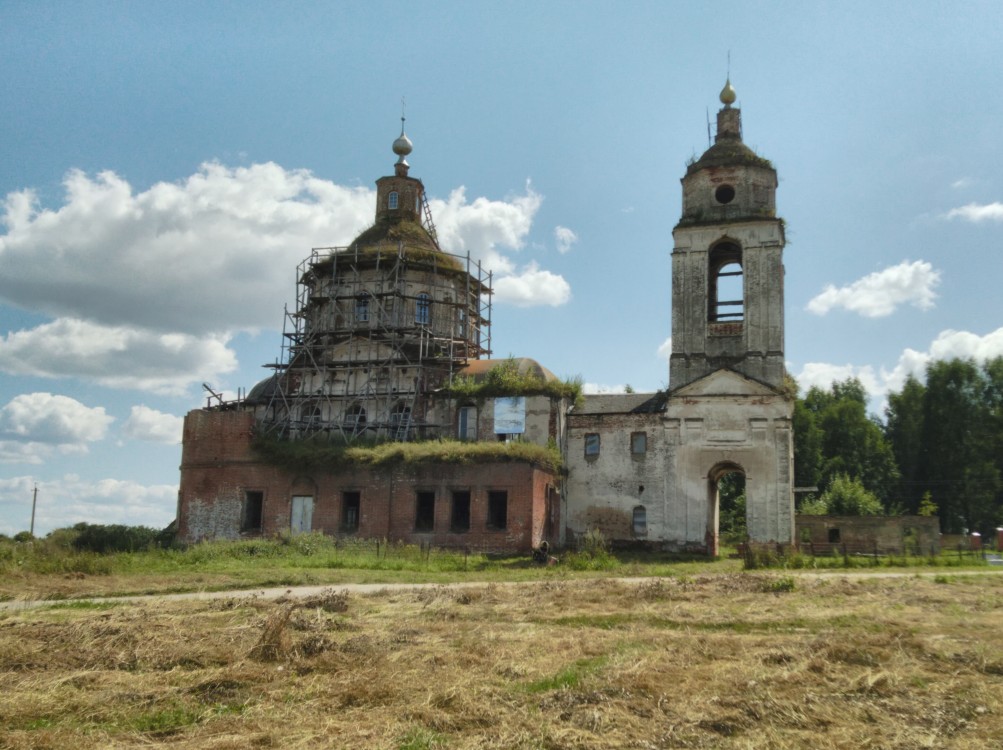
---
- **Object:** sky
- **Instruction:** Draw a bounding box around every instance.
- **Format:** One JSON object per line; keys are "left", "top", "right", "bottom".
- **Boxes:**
{"left": 2, "top": 1, "right": 1002, "bottom": 535}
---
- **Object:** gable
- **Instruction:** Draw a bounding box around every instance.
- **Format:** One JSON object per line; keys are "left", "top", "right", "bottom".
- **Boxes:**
{"left": 671, "top": 368, "right": 780, "bottom": 398}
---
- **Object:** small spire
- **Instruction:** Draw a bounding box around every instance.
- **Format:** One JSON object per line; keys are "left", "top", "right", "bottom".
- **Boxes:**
{"left": 719, "top": 77, "right": 737, "bottom": 107}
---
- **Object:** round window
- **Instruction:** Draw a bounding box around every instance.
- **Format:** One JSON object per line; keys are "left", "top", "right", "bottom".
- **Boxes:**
{"left": 715, "top": 185, "right": 736, "bottom": 204}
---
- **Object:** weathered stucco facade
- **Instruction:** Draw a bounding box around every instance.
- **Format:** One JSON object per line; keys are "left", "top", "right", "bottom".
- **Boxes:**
{"left": 563, "top": 81, "right": 794, "bottom": 552}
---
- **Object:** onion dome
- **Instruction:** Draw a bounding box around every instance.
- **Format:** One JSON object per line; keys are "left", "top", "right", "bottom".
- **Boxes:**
{"left": 720, "top": 78, "right": 737, "bottom": 106}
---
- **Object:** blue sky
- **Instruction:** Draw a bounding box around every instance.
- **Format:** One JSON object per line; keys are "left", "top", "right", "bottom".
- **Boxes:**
{"left": 2, "top": 1, "right": 1002, "bottom": 535}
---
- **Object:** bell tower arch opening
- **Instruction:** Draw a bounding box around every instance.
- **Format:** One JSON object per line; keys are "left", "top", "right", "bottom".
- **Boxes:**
{"left": 708, "top": 241, "right": 744, "bottom": 322}
{"left": 707, "top": 462, "right": 745, "bottom": 557}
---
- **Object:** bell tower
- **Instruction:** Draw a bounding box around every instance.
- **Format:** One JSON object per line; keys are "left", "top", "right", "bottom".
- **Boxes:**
{"left": 670, "top": 79, "right": 786, "bottom": 390}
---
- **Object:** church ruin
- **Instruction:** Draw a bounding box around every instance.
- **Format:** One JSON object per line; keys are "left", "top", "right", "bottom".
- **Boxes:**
{"left": 177, "top": 81, "right": 795, "bottom": 553}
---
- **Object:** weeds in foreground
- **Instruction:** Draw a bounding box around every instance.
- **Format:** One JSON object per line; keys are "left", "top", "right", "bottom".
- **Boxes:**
{"left": 3, "top": 575, "right": 1001, "bottom": 749}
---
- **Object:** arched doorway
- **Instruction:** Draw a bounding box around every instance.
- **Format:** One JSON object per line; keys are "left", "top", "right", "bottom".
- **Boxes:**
{"left": 707, "top": 462, "right": 746, "bottom": 557}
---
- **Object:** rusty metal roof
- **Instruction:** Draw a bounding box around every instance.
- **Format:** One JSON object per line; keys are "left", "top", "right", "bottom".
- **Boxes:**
{"left": 457, "top": 357, "right": 559, "bottom": 383}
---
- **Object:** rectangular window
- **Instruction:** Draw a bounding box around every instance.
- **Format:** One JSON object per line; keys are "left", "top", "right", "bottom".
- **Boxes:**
{"left": 242, "top": 490, "right": 263, "bottom": 532}
{"left": 631, "top": 431, "right": 647, "bottom": 455}
{"left": 451, "top": 490, "right": 471, "bottom": 532}
{"left": 828, "top": 528, "right": 841, "bottom": 544}
{"left": 355, "top": 295, "right": 369, "bottom": 323}
{"left": 487, "top": 490, "right": 508, "bottom": 530}
{"left": 342, "top": 491, "right": 360, "bottom": 532}
{"left": 415, "top": 491, "right": 435, "bottom": 532}
{"left": 584, "top": 433, "right": 600, "bottom": 457}
{"left": 458, "top": 406, "right": 477, "bottom": 441}
{"left": 416, "top": 293, "right": 431, "bottom": 325}
{"left": 632, "top": 505, "right": 647, "bottom": 537}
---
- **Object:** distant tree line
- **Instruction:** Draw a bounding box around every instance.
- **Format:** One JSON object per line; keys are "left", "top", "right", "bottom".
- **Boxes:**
{"left": 793, "top": 356, "right": 1003, "bottom": 535}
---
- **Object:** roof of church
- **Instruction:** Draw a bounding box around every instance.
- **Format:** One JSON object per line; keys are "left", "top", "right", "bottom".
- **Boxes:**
{"left": 576, "top": 391, "right": 668, "bottom": 415}
{"left": 457, "top": 357, "right": 559, "bottom": 383}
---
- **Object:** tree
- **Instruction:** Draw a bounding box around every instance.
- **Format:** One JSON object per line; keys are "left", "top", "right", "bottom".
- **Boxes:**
{"left": 884, "top": 375, "right": 926, "bottom": 513}
{"left": 819, "top": 474, "right": 883, "bottom": 515}
{"left": 792, "top": 397, "right": 823, "bottom": 495}
{"left": 917, "top": 491, "right": 937, "bottom": 517}
{"left": 800, "top": 378, "right": 898, "bottom": 504}
{"left": 920, "top": 359, "right": 1001, "bottom": 533}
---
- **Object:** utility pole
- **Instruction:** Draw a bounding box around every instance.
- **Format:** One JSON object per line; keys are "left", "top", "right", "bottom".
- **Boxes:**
{"left": 30, "top": 485, "right": 37, "bottom": 537}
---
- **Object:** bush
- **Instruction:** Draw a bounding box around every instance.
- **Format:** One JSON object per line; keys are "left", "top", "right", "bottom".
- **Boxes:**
{"left": 820, "top": 474, "right": 883, "bottom": 516}
{"left": 563, "top": 528, "right": 617, "bottom": 571}
{"left": 70, "top": 523, "right": 171, "bottom": 553}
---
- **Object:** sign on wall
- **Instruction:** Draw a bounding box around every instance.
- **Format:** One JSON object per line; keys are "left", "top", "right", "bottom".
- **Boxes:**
{"left": 494, "top": 397, "right": 526, "bottom": 434}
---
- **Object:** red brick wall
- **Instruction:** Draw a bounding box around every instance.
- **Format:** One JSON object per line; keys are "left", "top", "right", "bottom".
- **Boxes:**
{"left": 179, "top": 409, "right": 556, "bottom": 552}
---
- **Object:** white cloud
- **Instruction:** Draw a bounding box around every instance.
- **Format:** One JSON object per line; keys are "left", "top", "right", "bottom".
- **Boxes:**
{"left": 0, "top": 392, "right": 113, "bottom": 465}
{"left": 656, "top": 337, "right": 672, "bottom": 360}
{"left": 794, "top": 326, "right": 1003, "bottom": 406}
{"left": 0, "top": 474, "right": 177, "bottom": 536}
{"left": 430, "top": 182, "right": 543, "bottom": 275}
{"left": 950, "top": 178, "right": 973, "bottom": 190}
{"left": 0, "top": 318, "right": 236, "bottom": 395}
{"left": 0, "top": 165, "right": 567, "bottom": 391}
{"left": 806, "top": 260, "right": 940, "bottom": 318}
{"left": 554, "top": 225, "right": 578, "bottom": 254}
{"left": 122, "top": 405, "right": 184, "bottom": 444}
{"left": 794, "top": 362, "right": 883, "bottom": 398}
{"left": 943, "top": 202, "right": 1003, "bottom": 222}
{"left": 0, "top": 164, "right": 376, "bottom": 335}
{"left": 493, "top": 262, "right": 572, "bottom": 307}
{"left": 583, "top": 383, "right": 630, "bottom": 395}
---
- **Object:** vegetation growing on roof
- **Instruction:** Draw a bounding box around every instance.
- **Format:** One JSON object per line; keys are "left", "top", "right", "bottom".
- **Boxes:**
{"left": 687, "top": 143, "right": 774, "bottom": 174}
{"left": 251, "top": 434, "right": 562, "bottom": 473}
{"left": 443, "top": 357, "right": 584, "bottom": 405}
{"left": 344, "top": 217, "right": 464, "bottom": 271}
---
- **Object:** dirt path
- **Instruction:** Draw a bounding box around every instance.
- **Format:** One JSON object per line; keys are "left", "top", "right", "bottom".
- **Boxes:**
{"left": 3, "top": 566, "right": 1002, "bottom": 612}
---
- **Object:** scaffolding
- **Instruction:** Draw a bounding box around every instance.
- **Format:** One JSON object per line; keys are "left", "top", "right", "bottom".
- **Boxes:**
{"left": 258, "top": 239, "right": 492, "bottom": 442}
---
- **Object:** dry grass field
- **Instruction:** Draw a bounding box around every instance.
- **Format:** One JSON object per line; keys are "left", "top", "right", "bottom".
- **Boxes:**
{"left": 1, "top": 573, "right": 1002, "bottom": 749}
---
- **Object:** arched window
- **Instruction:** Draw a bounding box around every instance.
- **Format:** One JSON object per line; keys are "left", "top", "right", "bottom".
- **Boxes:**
{"left": 390, "top": 401, "right": 412, "bottom": 440}
{"left": 415, "top": 292, "right": 431, "bottom": 325}
{"left": 708, "top": 242, "right": 744, "bottom": 322}
{"left": 342, "top": 404, "right": 366, "bottom": 436}
{"left": 388, "top": 191, "right": 399, "bottom": 210}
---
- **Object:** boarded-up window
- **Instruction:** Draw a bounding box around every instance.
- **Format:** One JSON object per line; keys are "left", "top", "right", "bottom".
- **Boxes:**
{"left": 487, "top": 490, "right": 508, "bottom": 530}
{"left": 291, "top": 495, "right": 313, "bottom": 534}
{"left": 342, "top": 491, "right": 360, "bottom": 532}
{"left": 242, "top": 491, "right": 263, "bottom": 532}
{"left": 415, "top": 491, "right": 435, "bottom": 532}
{"left": 451, "top": 490, "right": 471, "bottom": 532}
{"left": 631, "top": 432, "right": 647, "bottom": 454}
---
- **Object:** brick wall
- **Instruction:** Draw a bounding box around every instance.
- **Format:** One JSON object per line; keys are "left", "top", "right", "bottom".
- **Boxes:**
{"left": 795, "top": 514, "right": 941, "bottom": 555}
{"left": 178, "top": 409, "right": 556, "bottom": 552}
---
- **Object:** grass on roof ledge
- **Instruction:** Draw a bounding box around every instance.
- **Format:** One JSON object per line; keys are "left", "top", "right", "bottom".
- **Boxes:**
{"left": 252, "top": 434, "right": 562, "bottom": 473}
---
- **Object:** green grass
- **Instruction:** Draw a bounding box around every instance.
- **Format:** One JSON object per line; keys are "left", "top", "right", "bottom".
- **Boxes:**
{"left": 523, "top": 656, "right": 609, "bottom": 693}
{"left": 398, "top": 727, "right": 449, "bottom": 750}
{"left": 1, "top": 532, "right": 998, "bottom": 604}
{"left": 252, "top": 435, "right": 563, "bottom": 473}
